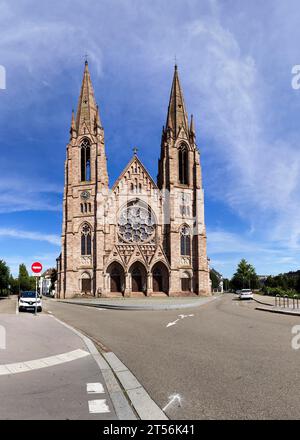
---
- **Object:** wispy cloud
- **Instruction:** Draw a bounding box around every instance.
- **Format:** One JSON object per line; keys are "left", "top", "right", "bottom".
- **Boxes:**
{"left": 0, "top": 176, "right": 61, "bottom": 213}
{"left": 0, "top": 228, "right": 60, "bottom": 246}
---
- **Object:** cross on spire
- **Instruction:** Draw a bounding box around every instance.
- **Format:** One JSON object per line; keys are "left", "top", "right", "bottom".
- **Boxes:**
{"left": 133, "top": 147, "right": 138, "bottom": 155}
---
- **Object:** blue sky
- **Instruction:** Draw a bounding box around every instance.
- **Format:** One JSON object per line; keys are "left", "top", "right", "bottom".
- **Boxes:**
{"left": 1, "top": 0, "right": 300, "bottom": 278}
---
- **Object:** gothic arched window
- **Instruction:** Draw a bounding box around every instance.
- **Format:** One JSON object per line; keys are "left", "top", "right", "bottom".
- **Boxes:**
{"left": 178, "top": 144, "right": 189, "bottom": 185}
{"left": 80, "top": 138, "right": 91, "bottom": 181}
{"left": 180, "top": 225, "right": 191, "bottom": 256}
{"left": 81, "top": 223, "right": 91, "bottom": 256}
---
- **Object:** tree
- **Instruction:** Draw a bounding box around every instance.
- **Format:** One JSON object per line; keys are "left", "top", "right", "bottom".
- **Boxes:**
{"left": 0, "top": 260, "right": 10, "bottom": 296}
{"left": 50, "top": 268, "right": 57, "bottom": 293}
{"left": 223, "top": 278, "right": 230, "bottom": 292}
{"left": 18, "top": 264, "right": 32, "bottom": 291}
{"left": 9, "top": 275, "right": 19, "bottom": 295}
{"left": 210, "top": 269, "right": 220, "bottom": 290}
{"left": 231, "top": 259, "right": 259, "bottom": 291}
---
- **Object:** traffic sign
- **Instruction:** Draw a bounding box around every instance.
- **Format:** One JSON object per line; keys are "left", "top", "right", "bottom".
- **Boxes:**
{"left": 31, "top": 262, "right": 42, "bottom": 274}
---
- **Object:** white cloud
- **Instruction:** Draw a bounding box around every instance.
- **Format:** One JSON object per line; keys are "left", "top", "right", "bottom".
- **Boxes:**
{"left": 0, "top": 176, "right": 61, "bottom": 213}
{"left": 0, "top": 228, "right": 60, "bottom": 246}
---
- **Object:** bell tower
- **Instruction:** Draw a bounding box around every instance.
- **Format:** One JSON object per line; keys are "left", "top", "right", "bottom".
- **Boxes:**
{"left": 157, "top": 65, "right": 210, "bottom": 295}
{"left": 58, "top": 61, "right": 109, "bottom": 298}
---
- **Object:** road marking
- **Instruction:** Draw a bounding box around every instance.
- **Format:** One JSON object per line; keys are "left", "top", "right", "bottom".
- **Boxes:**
{"left": 166, "top": 314, "right": 194, "bottom": 328}
{"left": 0, "top": 349, "right": 90, "bottom": 376}
{"left": 88, "top": 399, "right": 110, "bottom": 413}
{"left": 163, "top": 394, "right": 182, "bottom": 412}
{"left": 166, "top": 319, "right": 180, "bottom": 328}
{"left": 87, "top": 382, "right": 105, "bottom": 394}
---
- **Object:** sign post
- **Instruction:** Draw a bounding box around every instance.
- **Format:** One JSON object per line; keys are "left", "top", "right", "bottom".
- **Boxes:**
{"left": 31, "top": 262, "right": 43, "bottom": 316}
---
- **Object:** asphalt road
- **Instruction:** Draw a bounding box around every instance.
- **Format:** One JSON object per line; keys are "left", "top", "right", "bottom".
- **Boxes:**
{"left": 44, "top": 294, "right": 300, "bottom": 420}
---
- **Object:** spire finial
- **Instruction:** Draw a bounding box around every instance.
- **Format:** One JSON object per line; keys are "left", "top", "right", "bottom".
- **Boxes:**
{"left": 174, "top": 55, "right": 178, "bottom": 70}
{"left": 133, "top": 147, "right": 138, "bottom": 156}
{"left": 84, "top": 53, "right": 88, "bottom": 65}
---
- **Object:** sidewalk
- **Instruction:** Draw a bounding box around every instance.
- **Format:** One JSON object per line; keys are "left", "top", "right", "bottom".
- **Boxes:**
{"left": 0, "top": 313, "right": 120, "bottom": 419}
{"left": 253, "top": 294, "right": 300, "bottom": 317}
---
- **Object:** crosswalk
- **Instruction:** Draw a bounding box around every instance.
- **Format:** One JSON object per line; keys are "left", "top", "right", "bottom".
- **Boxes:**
{"left": 86, "top": 382, "right": 111, "bottom": 414}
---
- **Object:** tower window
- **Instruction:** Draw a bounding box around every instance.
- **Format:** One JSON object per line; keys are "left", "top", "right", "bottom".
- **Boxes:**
{"left": 178, "top": 144, "right": 189, "bottom": 185}
{"left": 81, "top": 138, "right": 91, "bottom": 181}
{"left": 81, "top": 223, "right": 92, "bottom": 256}
{"left": 180, "top": 225, "right": 191, "bottom": 256}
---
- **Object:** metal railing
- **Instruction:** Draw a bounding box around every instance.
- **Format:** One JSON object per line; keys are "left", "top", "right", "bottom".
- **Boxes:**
{"left": 275, "top": 294, "right": 300, "bottom": 309}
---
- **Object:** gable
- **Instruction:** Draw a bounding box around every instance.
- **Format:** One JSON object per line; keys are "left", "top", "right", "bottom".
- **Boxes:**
{"left": 112, "top": 155, "right": 158, "bottom": 196}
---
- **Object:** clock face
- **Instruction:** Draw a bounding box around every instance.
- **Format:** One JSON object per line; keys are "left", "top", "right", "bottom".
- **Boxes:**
{"left": 81, "top": 190, "right": 90, "bottom": 201}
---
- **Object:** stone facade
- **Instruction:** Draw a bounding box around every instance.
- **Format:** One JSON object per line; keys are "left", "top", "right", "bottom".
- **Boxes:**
{"left": 56, "top": 62, "right": 211, "bottom": 298}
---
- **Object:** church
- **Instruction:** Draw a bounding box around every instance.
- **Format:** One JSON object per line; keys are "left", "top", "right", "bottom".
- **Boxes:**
{"left": 56, "top": 62, "right": 211, "bottom": 298}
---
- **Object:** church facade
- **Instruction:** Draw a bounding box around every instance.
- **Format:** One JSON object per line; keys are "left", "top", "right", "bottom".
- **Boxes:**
{"left": 56, "top": 62, "right": 211, "bottom": 298}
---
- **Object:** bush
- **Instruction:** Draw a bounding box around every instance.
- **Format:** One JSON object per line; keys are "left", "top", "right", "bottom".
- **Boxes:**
{"left": 261, "top": 286, "right": 298, "bottom": 297}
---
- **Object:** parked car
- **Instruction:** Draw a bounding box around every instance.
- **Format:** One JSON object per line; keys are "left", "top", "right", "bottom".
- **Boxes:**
{"left": 19, "top": 291, "right": 42, "bottom": 312}
{"left": 238, "top": 289, "right": 253, "bottom": 300}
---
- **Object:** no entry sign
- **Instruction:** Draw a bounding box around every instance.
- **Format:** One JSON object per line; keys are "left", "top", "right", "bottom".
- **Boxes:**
{"left": 31, "top": 262, "right": 42, "bottom": 274}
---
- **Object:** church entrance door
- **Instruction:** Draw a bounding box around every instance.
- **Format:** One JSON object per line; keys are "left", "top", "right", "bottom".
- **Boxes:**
{"left": 82, "top": 278, "right": 91, "bottom": 293}
{"left": 152, "top": 262, "right": 169, "bottom": 294}
{"left": 130, "top": 262, "right": 147, "bottom": 294}
{"left": 111, "top": 274, "right": 121, "bottom": 292}
{"left": 153, "top": 270, "right": 163, "bottom": 292}
{"left": 132, "top": 271, "right": 143, "bottom": 292}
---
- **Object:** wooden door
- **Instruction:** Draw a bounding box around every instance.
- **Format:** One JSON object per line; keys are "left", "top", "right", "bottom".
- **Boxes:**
{"left": 82, "top": 278, "right": 91, "bottom": 293}
{"left": 111, "top": 275, "right": 121, "bottom": 292}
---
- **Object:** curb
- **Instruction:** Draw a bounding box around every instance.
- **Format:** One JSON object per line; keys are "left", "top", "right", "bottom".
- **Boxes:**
{"left": 256, "top": 306, "right": 300, "bottom": 316}
{"left": 51, "top": 315, "right": 168, "bottom": 420}
{"left": 58, "top": 296, "right": 218, "bottom": 311}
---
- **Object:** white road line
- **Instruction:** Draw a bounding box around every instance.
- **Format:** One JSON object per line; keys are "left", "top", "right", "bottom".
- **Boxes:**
{"left": 87, "top": 382, "right": 105, "bottom": 394}
{"left": 0, "top": 349, "right": 90, "bottom": 376}
{"left": 88, "top": 399, "right": 110, "bottom": 414}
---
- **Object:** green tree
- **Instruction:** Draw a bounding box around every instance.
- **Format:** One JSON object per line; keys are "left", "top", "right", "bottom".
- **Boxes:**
{"left": 210, "top": 270, "right": 220, "bottom": 290}
{"left": 9, "top": 275, "right": 19, "bottom": 295}
{"left": 223, "top": 278, "right": 230, "bottom": 292}
{"left": 0, "top": 260, "right": 10, "bottom": 296}
{"left": 231, "top": 259, "right": 259, "bottom": 291}
{"left": 18, "top": 264, "right": 32, "bottom": 291}
{"left": 50, "top": 268, "right": 57, "bottom": 292}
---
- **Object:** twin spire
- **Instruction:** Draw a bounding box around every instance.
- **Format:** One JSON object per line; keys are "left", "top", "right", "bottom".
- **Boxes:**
{"left": 71, "top": 62, "right": 195, "bottom": 139}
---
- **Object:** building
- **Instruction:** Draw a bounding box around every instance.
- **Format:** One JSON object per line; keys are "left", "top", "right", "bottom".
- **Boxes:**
{"left": 39, "top": 268, "right": 55, "bottom": 296}
{"left": 56, "top": 62, "right": 210, "bottom": 298}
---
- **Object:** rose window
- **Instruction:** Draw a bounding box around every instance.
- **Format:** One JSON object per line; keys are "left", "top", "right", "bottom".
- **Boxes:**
{"left": 118, "top": 202, "right": 155, "bottom": 243}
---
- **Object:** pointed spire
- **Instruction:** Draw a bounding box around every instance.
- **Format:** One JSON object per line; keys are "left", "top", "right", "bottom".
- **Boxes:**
{"left": 76, "top": 61, "right": 98, "bottom": 132}
{"left": 94, "top": 104, "right": 102, "bottom": 131}
{"left": 70, "top": 109, "right": 77, "bottom": 138}
{"left": 166, "top": 65, "right": 189, "bottom": 136}
{"left": 190, "top": 114, "right": 195, "bottom": 136}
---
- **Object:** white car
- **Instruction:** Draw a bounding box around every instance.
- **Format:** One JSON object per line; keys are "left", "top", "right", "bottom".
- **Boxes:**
{"left": 19, "top": 291, "right": 43, "bottom": 312}
{"left": 238, "top": 289, "right": 253, "bottom": 300}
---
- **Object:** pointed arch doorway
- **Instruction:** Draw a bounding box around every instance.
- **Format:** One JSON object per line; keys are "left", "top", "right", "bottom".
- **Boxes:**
{"left": 129, "top": 262, "right": 147, "bottom": 294}
{"left": 107, "top": 262, "right": 125, "bottom": 296}
{"left": 152, "top": 262, "right": 169, "bottom": 294}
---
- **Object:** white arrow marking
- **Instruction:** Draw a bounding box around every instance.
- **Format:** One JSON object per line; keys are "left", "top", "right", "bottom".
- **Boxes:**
{"left": 166, "top": 314, "right": 194, "bottom": 328}
{"left": 166, "top": 319, "right": 180, "bottom": 328}
{"left": 163, "top": 394, "right": 182, "bottom": 412}
{"left": 178, "top": 314, "right": 194, "bottom": 319}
